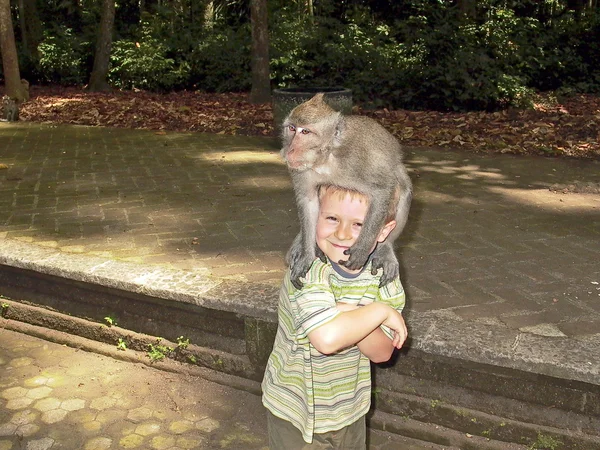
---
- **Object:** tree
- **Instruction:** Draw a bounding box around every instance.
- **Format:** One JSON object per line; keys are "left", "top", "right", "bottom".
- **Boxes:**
{"left": 249, "top": 0, "right": 270, "bottom": 103}
{"left": 88, "top": 0, "right": 116, "bottom": 91}
{"left": 17, "top": 0, "right": 42, "bottom": 63}
{"left": 0, "top": 0, "right": 28, "bottom": 102}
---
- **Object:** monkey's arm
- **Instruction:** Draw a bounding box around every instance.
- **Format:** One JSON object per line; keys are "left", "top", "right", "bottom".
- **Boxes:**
{"left": 339, "top": 190, "right": 390, "bottom": 271}
{"left": 371, "top": 183, "right": 412, "bottom": 286}
{"left": 370, "top": 242, "right": 399, "bottom": 287}
{"left": 286, "top": 191, "right": 321, "bottom": 289}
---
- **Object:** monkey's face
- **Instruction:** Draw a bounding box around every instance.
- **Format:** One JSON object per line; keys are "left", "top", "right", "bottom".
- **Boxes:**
{"left": 281, "top": 123, "right": 324, "bottom": 171}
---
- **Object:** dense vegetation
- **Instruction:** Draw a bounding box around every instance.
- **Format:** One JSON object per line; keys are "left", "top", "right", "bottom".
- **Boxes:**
{"left": 5, "top": 0, "right": 600, "bottom": 111}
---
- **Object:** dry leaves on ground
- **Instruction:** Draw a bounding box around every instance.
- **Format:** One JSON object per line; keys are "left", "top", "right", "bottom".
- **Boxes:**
{"left": 14, "top": 86, "right": 600, "bottom": 159}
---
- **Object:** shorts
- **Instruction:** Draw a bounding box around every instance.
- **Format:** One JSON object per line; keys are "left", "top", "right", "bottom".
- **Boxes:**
{"left": 266, "top": 410, "right": 366, "bottom": 450}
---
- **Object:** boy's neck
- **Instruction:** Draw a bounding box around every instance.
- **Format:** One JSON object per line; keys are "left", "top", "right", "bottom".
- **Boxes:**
{"left": 328, "top": 257, "right": 371, "bottom": 278}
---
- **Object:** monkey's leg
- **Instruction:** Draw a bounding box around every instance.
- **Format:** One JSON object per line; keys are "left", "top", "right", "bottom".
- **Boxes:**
{"left": 340, "top": 194, "right": 389, "bottom": 271}
{"left": 370, "top": 242, "right": 400, "bottom": 287}
{"left": 288, "top": 195, "right": 320, "bottom": 289}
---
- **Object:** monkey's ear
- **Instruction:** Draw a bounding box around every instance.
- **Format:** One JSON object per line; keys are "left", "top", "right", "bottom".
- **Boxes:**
{"left": 333, "top": 114, "right": 346, "bottom": 146}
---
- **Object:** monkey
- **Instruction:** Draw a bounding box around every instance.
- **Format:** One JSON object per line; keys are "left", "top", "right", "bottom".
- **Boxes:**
{"left": 1, "top": 96, "right": 19, "bottom": 122}
{"left": 21, "top": 79, "right": 30, "bottom": 102}
{"left": 281, "top": 93, "right": 412, "bottom": 289}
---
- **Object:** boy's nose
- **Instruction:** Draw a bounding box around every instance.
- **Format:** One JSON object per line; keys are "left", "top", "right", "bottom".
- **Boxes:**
{"left": 335, "top": 223, "right": 353, "bottom": 240}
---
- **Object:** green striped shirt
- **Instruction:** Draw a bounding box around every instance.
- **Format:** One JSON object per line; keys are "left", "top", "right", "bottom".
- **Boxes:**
{"left": 262, "top": 258, "right": 405, "bottom": 443}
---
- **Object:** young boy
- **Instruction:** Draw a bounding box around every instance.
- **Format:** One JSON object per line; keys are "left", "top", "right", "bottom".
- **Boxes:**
{"left": 262, "top": 184, "right": 407, "bottom": 449}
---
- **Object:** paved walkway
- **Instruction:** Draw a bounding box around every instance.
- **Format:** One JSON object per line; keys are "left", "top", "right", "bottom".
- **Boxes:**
{"left": 1, "top": 122, "right": 600, "bottom": 447}
{"left": 1, "top": 327, "right": 454, "bottom": 450}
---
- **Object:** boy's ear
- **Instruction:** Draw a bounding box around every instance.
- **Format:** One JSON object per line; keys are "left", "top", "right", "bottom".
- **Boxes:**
{"left": 377, "top": 220, "right": 397, "bottom": 243}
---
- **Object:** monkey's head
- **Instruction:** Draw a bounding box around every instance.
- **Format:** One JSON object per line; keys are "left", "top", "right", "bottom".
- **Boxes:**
{"left": 281, "top": 93, "right": 344, "bottom": 171}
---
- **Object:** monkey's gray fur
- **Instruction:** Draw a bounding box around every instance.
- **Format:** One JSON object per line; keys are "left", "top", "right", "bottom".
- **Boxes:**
{"left": 1, "top": 96, "right": 19, "bottom": 122}
{"left": 281, "top": 93, "right": 412, "bottom": 289}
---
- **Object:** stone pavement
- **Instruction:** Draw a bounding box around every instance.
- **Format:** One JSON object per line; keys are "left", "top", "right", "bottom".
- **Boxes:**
{"left": 0, "top": 327, "right": 459, "bottom": 450}
{"left": 0, "top": 122, "right": 600, "bottom": 446}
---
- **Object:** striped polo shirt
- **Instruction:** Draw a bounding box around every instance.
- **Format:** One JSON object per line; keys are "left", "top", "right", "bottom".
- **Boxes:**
{"left": 262, "top": 258, "right": 405, "bottom": 443}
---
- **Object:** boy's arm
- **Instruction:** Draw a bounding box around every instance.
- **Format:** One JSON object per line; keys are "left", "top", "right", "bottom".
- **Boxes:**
{"left": 356, "top": 318, "right": 405, "bottom": 363}
{"left": 336, "top": 302, "right": 406, "bottom": 363}
{"left": 308, "top": 302, "right": 406, "bottom": 356}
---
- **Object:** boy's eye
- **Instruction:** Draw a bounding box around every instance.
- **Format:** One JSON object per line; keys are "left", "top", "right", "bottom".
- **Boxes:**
{"left": 354, "top": 222, "right": 363, "bottom": 228}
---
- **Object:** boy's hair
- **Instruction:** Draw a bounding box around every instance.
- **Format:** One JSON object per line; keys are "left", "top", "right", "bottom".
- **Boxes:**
{"left": 317, "top": 184, "right": 398, "bottom": 223}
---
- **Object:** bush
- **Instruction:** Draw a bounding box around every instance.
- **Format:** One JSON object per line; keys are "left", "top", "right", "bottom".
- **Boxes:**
{"left": 269, "top": 9, "right": 415, "bottom": 108}
{"left": 188, "top": 26, "right": 251, "bottom": 92}
{"left": 109, "top": 24, "right": 190, "bottom": 91}
{"left": 37, "top": 28, "right": 87, "bottom": 85}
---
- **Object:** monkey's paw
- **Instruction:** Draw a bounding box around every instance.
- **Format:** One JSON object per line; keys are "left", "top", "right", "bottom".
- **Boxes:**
{"left": 340, "top": 245, "right": 371, "bottom": 272}
{"left": 289, "top": 257, "right": 314, "bottom": 290}
{"left": 370, "top": 244, "right": 400, "bottom": 287}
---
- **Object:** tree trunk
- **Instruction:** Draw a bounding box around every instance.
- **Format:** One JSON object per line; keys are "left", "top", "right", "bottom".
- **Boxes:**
{"left": 249, "top": 0, "right": 270, "bottom": 104}
{"left": 88, "top": 0, "right": 116, "bottom": 92}
{"left": 17, "top": 0, "right": 42, "bottom": 61}
{"left": 0, "top": 0, "right": 28, "bottom": 102}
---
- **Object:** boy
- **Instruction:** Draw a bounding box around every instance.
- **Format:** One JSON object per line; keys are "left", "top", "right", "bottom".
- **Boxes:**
{"left": 262, "top": 184, "right": 407, "bottom": 449}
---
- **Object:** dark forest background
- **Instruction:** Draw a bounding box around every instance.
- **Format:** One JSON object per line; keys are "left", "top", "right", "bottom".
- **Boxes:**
{"left": 1, "top": 0, "right": 599, "bottom": 111}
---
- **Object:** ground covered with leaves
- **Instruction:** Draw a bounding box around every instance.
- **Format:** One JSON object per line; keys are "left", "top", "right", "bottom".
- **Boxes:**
{"left": 15, "top": 86, "right": 600, "bottom": 159}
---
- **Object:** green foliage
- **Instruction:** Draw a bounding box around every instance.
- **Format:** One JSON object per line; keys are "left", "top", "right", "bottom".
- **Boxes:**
{"left": 116, "top": 338, "right": 127, "bottom": 351}
{"left": 1, "top": 302, "right": 9, "bottom": 318}
{"left": 176, "top": 336, "right": 190, "bottom": 350}
{"left": 188, "top": 26, "right": 251, "bottom": 92}
{"left": 104, "top": 315, "right": 118, "bottom": 327}
{"left": 37, "top": 28, "right": 87, "bottom": 85}
{"left": 269, "top": 3, "right": 599, "bottom": 111}
{"left": 528, "top": 432, "right": 562, "bottom": 450}
{"left": 147, "top": 339, "right": 173, "bottom": 362}
{"left": 109, "top": 22, "right": 190, "bottom": 91}
{"left": 14, "top": 1, "right": 600, "bottom": 109}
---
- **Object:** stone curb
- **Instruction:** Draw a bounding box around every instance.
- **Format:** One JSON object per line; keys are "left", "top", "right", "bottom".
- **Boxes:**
{"left": 2, "top": 237, "right": 598, "bottom": 386}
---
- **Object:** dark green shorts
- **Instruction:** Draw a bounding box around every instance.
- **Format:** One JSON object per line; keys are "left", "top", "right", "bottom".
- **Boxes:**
{"left": 266, "top": 410, "right": 366, "bottom": 450}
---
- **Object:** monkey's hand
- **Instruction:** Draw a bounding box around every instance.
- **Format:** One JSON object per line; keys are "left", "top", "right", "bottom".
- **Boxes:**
{"left": 339, "top": 240, "right": 375, "bottom": 273}
{"left": 289, "top": 255, "right": 316, "bottom": 289}
{"left": 286, "top": 234, "right": 320, "bottom": 289}
{"left": 370, "top": 243, "right": 400, "bottom": 287}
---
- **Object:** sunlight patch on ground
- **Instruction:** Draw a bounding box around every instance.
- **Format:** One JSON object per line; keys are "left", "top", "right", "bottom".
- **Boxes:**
{"left": 192, "top": 149, "right": 283, "bottom": 164}
{"left": 229, "top": 174, "right": 291, "bottom": 190}
{"left": 414, "top": 163, "right": 511, "bottom": 182}
{"left": 43, "top": 98, "right": 88, "bottom": 108}
{"left": 486, "top": 186, "right": 600, "bottom": 211}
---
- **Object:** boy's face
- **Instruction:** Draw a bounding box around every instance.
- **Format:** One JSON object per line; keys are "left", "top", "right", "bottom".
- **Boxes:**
{"left": 316, "top": 191, "right": 396, "bottom": 274}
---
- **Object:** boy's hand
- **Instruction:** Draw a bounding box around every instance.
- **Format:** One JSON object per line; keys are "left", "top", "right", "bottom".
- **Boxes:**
{"left": 383, "top": 309, "right": 407, "bottom": 349}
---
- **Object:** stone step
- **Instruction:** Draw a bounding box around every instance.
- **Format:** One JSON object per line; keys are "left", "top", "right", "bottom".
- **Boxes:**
{"left": 1, "top": 263, "right": 599, "bottom": 449}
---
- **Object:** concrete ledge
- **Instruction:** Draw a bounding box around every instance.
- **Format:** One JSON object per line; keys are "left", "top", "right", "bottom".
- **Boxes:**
{"left": 1, "top": 239, "right": 600, "bottom": 448}
{"left": 1, "top": 239, "right": 598, "bottom": 383}
{"left": 0, "top": 239, "right": 278, "bottom": 321}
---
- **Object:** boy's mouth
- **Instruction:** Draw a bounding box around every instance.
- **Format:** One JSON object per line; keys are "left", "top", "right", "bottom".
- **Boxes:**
{"left": 330, "top": 242, "right": 351, "bottom": 250}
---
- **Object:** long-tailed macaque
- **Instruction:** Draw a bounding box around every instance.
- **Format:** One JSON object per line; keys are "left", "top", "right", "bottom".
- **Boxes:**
{"left": 1, "top": 96, "right": 19, "bottom": 122}
{"left": 281, "top": 93, "right": 412, "bottom": 289}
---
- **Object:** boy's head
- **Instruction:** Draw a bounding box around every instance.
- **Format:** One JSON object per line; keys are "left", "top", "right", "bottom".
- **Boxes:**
{"left": 316, "top": 184, "right": 397, "bottom": 274}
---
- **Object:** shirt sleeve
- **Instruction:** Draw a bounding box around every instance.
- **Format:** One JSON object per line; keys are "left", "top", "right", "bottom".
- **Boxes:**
{"left": 376, "top": 277, "right": 406, "bottom": 340}
{"left": 290, "top": 261, "right": 340, "bottom": 339}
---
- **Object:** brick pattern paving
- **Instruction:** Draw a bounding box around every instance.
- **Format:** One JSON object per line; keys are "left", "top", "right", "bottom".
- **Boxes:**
{"left": 1, "top": 123, "right": 599, "bottom": 339}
